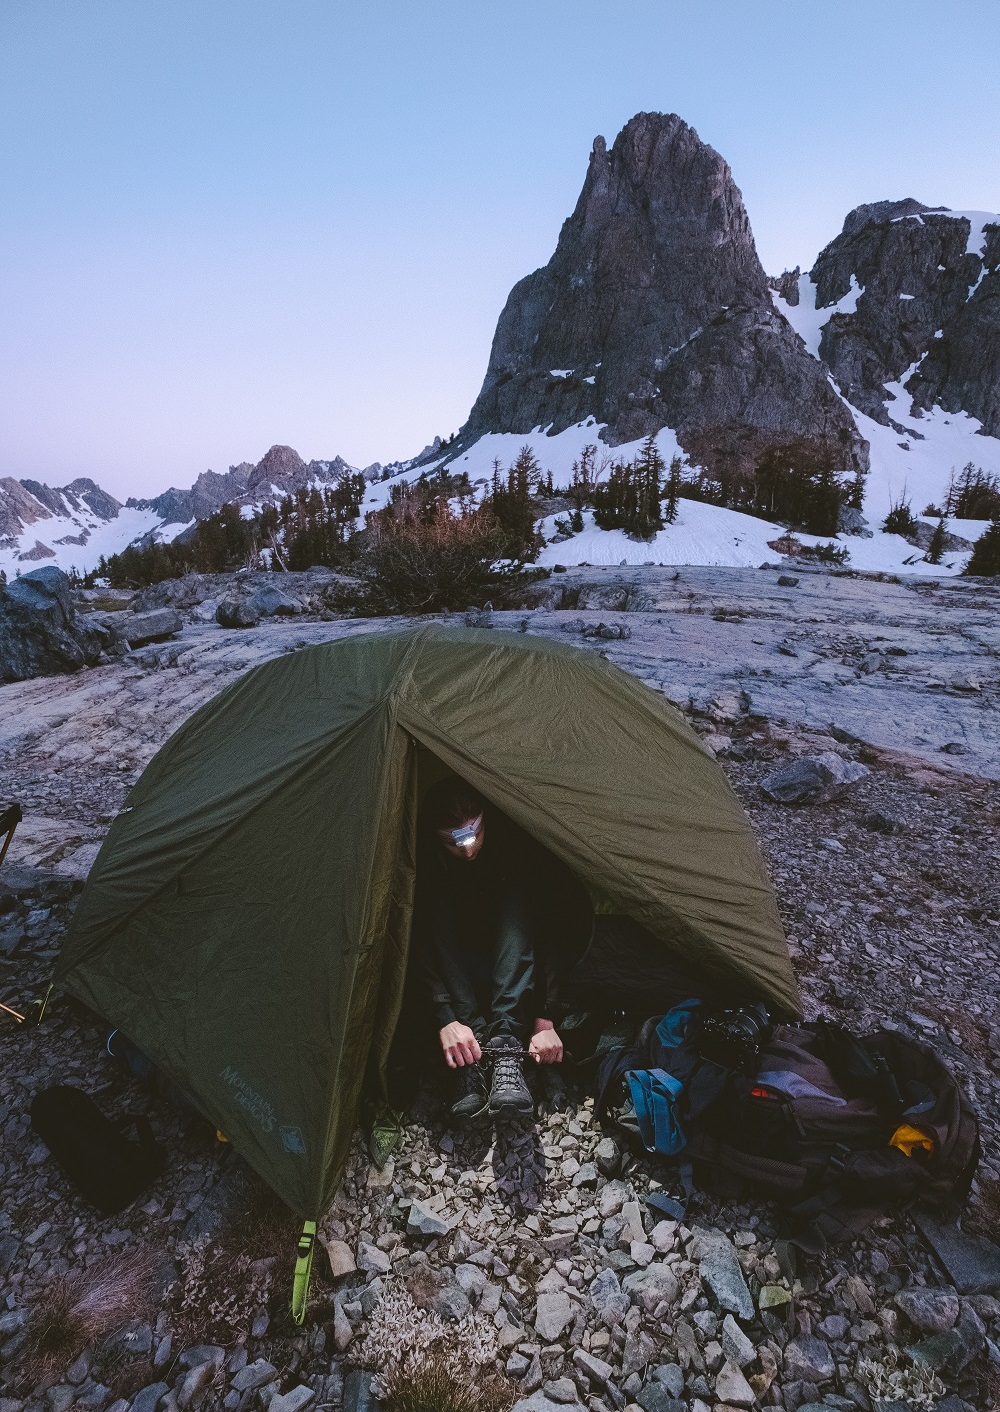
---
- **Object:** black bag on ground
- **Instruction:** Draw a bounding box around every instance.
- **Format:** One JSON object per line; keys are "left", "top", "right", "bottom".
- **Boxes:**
{"left": 596, "top": 1009, "right": 980, "bottom": 1253}
{"left": 30, "top": 1084, "right": 166, "bottom": 1214}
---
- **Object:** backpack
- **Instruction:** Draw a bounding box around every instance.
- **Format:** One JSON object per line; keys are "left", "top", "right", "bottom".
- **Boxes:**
{"left": 596, "top": 1006, "right": 980, "bottom": 1254}
{"left": 30, "top": 1085, "right": 166, "bottom": 1215}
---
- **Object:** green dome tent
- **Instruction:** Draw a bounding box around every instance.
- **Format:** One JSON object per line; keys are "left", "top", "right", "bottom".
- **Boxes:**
{"left": 55, "top": 625, "right": 796, "bottom": 1219}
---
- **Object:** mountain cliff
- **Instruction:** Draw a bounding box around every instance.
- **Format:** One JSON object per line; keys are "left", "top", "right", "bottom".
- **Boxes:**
{"left": 799, "top": 199, "right": 1000, "bottom": 433}
{"left": 455, "top": 112, "right": 868, "bottom": 479}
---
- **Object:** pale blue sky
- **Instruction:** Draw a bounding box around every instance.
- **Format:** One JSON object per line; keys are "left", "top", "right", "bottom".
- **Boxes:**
{"left": 2, "top": 0, "right": 998, "bottom": 498}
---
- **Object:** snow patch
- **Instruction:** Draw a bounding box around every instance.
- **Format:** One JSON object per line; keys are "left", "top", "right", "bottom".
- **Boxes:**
{"left": 536, "top": 500, "right": 969, "bottom": 577}
{"left": 772, "top": 273, "right": 862, "bottom": 360}
{"left": 0, "top": 505, "right": 163, "bottom": 579}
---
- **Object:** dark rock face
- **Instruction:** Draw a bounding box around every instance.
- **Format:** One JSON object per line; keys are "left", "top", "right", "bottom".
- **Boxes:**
{"left": 810, "top": 201, "right": 1000, "bottom": 430}
{"left": 456, "top": 112, "right": 867, "bottom": 479}
{"left": 0, "top": 567, "right": 113, "bottom": 683}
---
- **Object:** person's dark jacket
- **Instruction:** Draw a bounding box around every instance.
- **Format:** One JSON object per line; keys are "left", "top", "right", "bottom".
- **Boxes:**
{"left": 413, "top": 806, "right": 591, "bottom": 1030}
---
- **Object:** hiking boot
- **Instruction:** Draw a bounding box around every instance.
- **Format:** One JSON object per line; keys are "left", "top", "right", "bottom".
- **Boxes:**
{"left": 450, "top": 1062, "right": 489, "bottom": 1119}
{"left": 486, "top": 1035, "right": 533, "bottom": 1118}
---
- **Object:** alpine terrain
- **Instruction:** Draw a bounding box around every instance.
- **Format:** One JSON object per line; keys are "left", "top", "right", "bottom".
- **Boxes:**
{"left": 2, "top": 112, "right": 999, "bottom": 579}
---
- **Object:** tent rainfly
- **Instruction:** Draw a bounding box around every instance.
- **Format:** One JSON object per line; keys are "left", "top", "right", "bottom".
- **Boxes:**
{"left": 55, "top": 625, "right": 797, "bottom": 1218}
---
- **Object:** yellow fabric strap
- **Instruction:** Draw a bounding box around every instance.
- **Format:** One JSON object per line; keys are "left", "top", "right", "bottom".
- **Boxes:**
{"left": 291, "top": 1219, "right": 317, "bottom": 1325}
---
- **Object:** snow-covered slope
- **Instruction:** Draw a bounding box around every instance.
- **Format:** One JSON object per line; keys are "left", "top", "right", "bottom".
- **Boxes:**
{"left": 0, "top": 477, "right": 164, "bottom": 580}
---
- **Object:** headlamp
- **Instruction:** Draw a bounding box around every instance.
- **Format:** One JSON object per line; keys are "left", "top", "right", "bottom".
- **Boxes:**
{"left": 441, "top": 814, "right": 483, "bottom": 849}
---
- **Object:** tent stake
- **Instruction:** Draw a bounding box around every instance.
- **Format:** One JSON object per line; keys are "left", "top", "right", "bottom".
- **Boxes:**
{"left": 291, "top": 1219, "right": 316, "bottom": 1325}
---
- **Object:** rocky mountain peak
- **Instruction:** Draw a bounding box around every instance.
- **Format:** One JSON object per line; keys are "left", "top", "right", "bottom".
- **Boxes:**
{"left": 838, "top": 198, "right": 942, "bottom": 239}
{"left": 456, "top": 111, "right": 866, "bottom": 479}
{"left": 807, "top": 199, "right": 1000, "bottom": 431}
{"left": 248, "top": 444, "right": 307, "bottom": 490}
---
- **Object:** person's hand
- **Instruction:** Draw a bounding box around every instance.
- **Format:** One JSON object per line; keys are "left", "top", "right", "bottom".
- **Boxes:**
{"left": 529, "top": 1020, "right": 564, "bottom": 1064}
{"left": 440, "top": 1022, "right": 482, "bottom": 1068}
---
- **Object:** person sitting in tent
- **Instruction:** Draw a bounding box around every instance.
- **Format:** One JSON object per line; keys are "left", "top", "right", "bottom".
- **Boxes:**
{"left": 414, "top": 779, "right": 571, "bottom": 1120}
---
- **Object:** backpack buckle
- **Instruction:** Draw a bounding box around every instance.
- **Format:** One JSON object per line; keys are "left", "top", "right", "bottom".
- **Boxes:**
{"left": 827, "top": 1143, "right": 850, "bottom": 1175}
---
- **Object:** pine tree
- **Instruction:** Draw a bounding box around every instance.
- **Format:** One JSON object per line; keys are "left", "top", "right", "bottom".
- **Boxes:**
{"left": 570, "top": 444, "right": 599, "bottom": 507}
{"left": 633, "top": 435, "right": 666, "bottom": 538}
{"left": 964, "top": 519, "right": 1000, "bottom": 576}
{"left": 926, "top": 516, "right": 948, "bottom": 565}
{"left": 664, "top": 456, "right": 683, "bottom": 525}
{"left": 592, "top": 439, "right": 665, "bottom": 541}
{"left": 483, "top": 448, "right": 541, "bottom": 561}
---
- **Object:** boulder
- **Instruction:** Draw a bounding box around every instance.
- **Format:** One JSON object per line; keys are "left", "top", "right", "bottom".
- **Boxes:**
{"left": 837, "top": 506, "right": 874, "bottom": 537}
{"left": 623, "top": 1261, "right": 680, "bottom": 1314}
{"left": 0, "top": 567, "right": 113, "bottom": 682}
{"left": 590, "top": 1268, "right": 631, "bottom": 1327}
{"left": 714, "top": 1359, "right": 756, "bottom": 1406}
{"left": 895, "top": 1286, "right": 960, "bottom": 1334}
{"left": 247, "top": 585, "right": 303, "bottom": 617}
{"left": 761, "top": 752, "right": 869, "bottom": 805}
{"left": 323, "top": 1238, "right": 357, "bottom": 1278}
{"left": 123, "top": 609, "right": 183, "bottom": 646}
{"left": 783, "top": 1333, "right": 835, "bottom": 1383}
{"left": 216, "top": 596, "right": 260, "bottom": 629}
{"left": 512, "top": 1395, "right": 584, "bottom": 1412}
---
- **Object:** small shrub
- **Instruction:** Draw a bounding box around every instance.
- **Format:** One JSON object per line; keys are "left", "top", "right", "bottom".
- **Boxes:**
{"left": 857, "top": 1348, "right": 946, "bottom": 1409}
{"left": 358, "top": 497, "right": 533, "bottom": 614}
{"left": 881, "top": 498, "right": 919, "bottom": 537}
{"left": 767, "top": 534, "right": 802, "bottom": 557}
{"left": 798, "top": 541, "right": 850, "bottom": 565}
{"left": 354, "top": 1285, "right": 512, "bottom": 1412}
{"left": 170, "top": 1183, "right": 298, "bottom": 1345}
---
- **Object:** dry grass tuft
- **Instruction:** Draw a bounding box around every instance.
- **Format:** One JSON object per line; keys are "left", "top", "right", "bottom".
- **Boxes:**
{"left": 354, "top": 1284, "right": 513, "bottom": 1412}
{"left": 384, "top": 1359, "right": 513, "bottom": 1412}
{"left": 15, "top": 1249, "right": 159, "bottom": 1390}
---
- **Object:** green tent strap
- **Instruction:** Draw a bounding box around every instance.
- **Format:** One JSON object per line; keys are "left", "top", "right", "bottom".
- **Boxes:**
{"left": 291, "top": 1219, "right": 316, "bottom": 1325}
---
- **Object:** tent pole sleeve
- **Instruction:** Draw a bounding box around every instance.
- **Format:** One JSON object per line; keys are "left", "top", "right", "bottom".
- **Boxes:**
{"left": 291, "top": 1219, "right": 317, "bottom": 1325}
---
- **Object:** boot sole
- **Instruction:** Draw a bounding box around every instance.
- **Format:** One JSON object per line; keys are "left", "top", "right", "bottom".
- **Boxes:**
{"left": 490, "top": 1099, "right": 534, "bottom": 1119}
{"left": 451, "top": 1101, "right": 490, "bottom": 1120}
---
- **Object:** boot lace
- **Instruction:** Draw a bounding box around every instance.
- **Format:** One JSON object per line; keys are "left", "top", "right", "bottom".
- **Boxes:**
{"left": 493, "top": 1051, "right": 524, "bottom": 1094}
